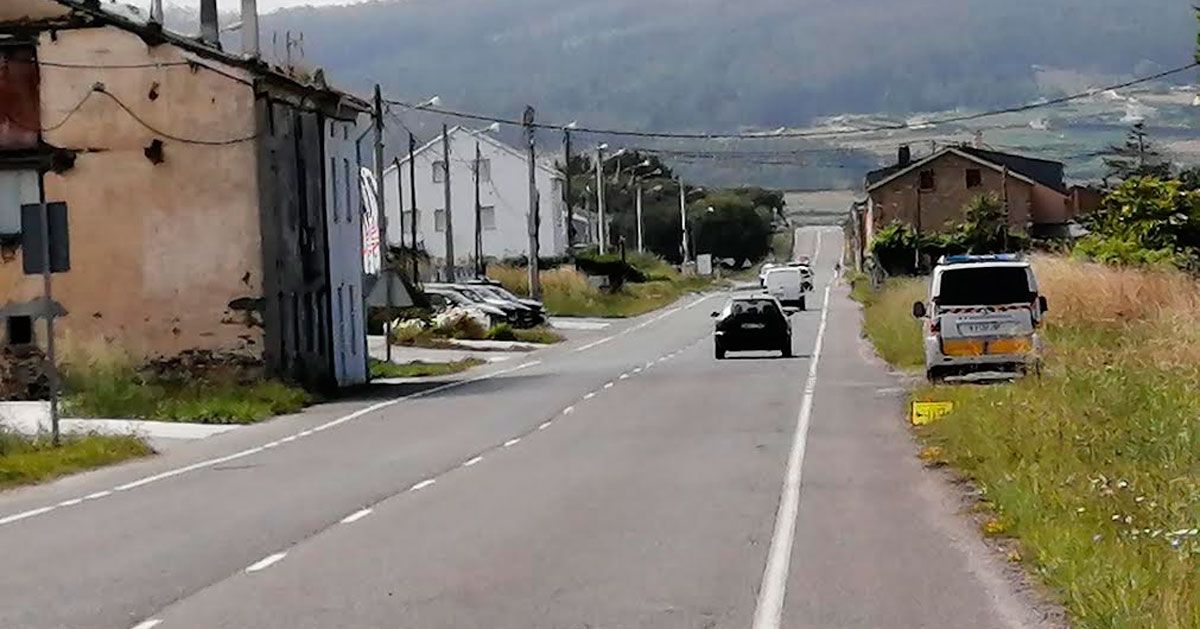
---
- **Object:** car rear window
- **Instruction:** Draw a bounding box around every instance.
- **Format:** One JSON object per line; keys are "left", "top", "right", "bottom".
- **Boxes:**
{"left": 937, "top": 267, "right": 1034, "bottom": 306}
{"left": 729, "top": 299, "right": 781, "bottom": 317}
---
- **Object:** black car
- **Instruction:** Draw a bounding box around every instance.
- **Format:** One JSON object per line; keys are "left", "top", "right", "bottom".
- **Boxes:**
{"left": 712, "top": 296, "right": 792, "bottom": 359}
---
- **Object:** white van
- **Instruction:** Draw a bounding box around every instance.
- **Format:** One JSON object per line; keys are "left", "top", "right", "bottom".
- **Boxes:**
{"left": 912, "top": 254, "right": 1047, "bottom": 381}
{"left": 763, "top": 267, "right": 809, "bottom": 310}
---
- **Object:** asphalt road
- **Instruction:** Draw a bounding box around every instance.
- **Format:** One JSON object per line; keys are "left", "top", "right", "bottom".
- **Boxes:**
{"left": 0, "top": 227, "right": 1048, "bottom": 629}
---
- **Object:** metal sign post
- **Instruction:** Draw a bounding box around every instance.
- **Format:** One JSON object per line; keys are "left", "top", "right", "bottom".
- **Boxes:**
{"left": 22, "top": 177, "right": 67, "bottom": 445}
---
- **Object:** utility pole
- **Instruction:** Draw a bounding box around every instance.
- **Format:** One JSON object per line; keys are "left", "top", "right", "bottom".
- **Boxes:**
{"left": 441, "top": 124, "right": 454, "bottom": 281}
{"left": 1001, "top": 165, "right": 1010, "bottom": 251}
{"left": 596, "top": 145, "right": 606, "bottom": 254}
{"left": 524, "top": 106, "right": 542, "bottom": 299}
{"left": 408, "top": 132, "right": 419, "bottom": 282}
{"left": 679, "top": 176, "right": 689, "bottom": 265}
{"left": 474, "top": 140, "right": 483, "bottom": 277}
{"left": 563, "top": 128, "right": 574, "bottom": 248}
{"left": 636, "top": 182, "right": 644, "bottom": 253}
{"left": 373, "top": 85, "right": 392, "bottom": 363}
{"left": 915, "top": 188, "right": 923, "bottom": 271}
{"left": 37, "top": 176, "right": 59, "bottom": 446}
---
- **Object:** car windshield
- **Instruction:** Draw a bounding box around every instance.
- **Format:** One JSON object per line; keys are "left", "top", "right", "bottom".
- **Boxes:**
{"left": 937, "top": 267, "right": 1034, "bottom": 306}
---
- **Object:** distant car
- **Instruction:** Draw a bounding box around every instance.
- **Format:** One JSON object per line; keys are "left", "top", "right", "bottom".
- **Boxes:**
{"left": 429, "top": 283, "right": 538, "bottom": 328}
{"left": 469, "top": 284, "right": 547, "bottom": 327}
{"left": 758, "top": 263, "right": 783, "bottom": 287}
{"left": 712, "top": 295, "right": 793, "bottom": 359}
{"left": 463, "top": 279, "right": 547, "bottom": 322}
{"left": 912, "top": 254, "right": 1047, "bottom": 381}
{"left": 423, "top": 287, "right": 508, "bottom": 328}
{"left": 763, "top": 267, "right": 809, "bottom": 310}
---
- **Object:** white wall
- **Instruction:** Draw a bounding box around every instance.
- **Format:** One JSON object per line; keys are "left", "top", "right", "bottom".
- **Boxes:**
{"left": 381, "top": 129, "right": 567, "bottom": 266}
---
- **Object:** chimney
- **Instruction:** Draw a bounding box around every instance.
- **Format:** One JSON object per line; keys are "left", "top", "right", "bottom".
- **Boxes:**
{"left": 149, "top": 0, "right": 163, "bottom": 24}
{"left": 200, "top": 0, "right": 219, "bottom": 47}
{"left": 898, "top": 145, "right": 911, "bottom": 167}
{"left": 241, "top": 0, "right": 260, "bottom": 58}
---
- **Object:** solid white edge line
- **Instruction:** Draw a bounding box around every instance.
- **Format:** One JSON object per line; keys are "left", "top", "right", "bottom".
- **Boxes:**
{"left": 0, "top": 359, "right": 542, "bottom": 528}
{"left": 340, "top": 508, "right": 373, "bottom": 524}
{"left": 751, "top": 281, "right": 832, "bottom": 629}
{"left": 573, "top": 335, "right": 616, "bottom": 353}
{"left": 129, "top": 619, "right": 163, "bottom": 629}
{"left": 409, "top": 479, "right": 436, "bottom": 492}
{"left": 245, "top": 552, "right": 287, "bottom": 573}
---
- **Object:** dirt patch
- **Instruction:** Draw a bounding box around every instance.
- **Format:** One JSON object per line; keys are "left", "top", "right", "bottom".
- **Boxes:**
{"left": 0, "top": 346, "right": 49, "bottom": 401}
{"left": 140, "top": 349, "right": 264, "bottom": 385}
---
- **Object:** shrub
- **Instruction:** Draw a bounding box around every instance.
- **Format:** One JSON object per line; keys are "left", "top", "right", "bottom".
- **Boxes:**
{"left": 485, "top": 323, "right": 518, "bottom": 341}
{"left": 432, "top": 307, "right": 488, "bottom": 340}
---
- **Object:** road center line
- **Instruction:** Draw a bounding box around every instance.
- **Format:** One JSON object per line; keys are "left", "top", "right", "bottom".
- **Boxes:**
{"left": 340, "top": 508, "right": 373, "bottom": 524}
{"left": 538, "top": 420, "right": 553, "bottom": 430}
{"left": 562, "top": 406, "right": 575, "bottom": 415}
{"left": 752, "top": 280, "right": 833, "bottom": 629}
{"left": 503, "top": 438, "right": 521, "bottom": 447}
{"left": 0, "top": 360, "right": 541, "bottom": 529}
{"left": 244, "top": 552, "right": 287, "bottom": 573}
{"left": 129, "top": 619, "right": 162, "bottom": 629}
{"left": 583, "top": 392, "right": 596, "bottom": 400}
{"left": 462, "top": 455, "right": 483, "bottom": 467}
{"left": 409, "top": 479, "right": 437, "bottom": 492}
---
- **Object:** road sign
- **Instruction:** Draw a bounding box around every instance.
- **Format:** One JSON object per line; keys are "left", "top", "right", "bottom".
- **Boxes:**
{"left": 911, "top": 400, "right": 954, "bottom": 425}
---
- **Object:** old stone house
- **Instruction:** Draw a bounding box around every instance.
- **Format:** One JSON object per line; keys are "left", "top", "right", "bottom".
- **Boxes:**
{"left": 862, "top": 146, "right": 1072, "bottom": 246}
{"left": 0, "top": 0, "right": 374, "bottom": 389}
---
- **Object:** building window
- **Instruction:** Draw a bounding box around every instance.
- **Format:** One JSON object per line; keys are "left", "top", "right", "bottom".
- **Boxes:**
{"left": 475, "top": 159, "right": 491, "bottom": 182}
{"left": 434, "top": 209, "right": 446, "bottom": 232}
{"left": 480, "top": 206, "right": 496, "bottom": 231}
{"left": 0, "top": 170, "right": 39, "bottom": 237}
{"left": 433, "top": 161, "right": 447, "bottom": 183}
{"left": 965, "top": 168, "right": 982, "bottom": 188}
{"left": 5, "top": 316, "right": 32, "bottom": 346}
{"left": 918, "top": 169, "right": 936, "bottom": 191}
{"left": 403, "top": 209, "right": 420, "bottom": 235}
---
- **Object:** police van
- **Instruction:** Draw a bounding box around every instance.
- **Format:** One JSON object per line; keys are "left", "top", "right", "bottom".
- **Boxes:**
{"left": 911, "top": 254, "right": 1048, "bottom": 381}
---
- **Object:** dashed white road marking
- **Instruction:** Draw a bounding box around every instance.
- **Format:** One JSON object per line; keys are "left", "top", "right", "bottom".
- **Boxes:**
{"left": 583, "top": 392, "right": 596, "bottom": 400}
{"left": 340, "top": 508, "right": 373, "bottom": 524}
{"left": 573, "top": 335, "right": 616, "bottom": 353}
{"left": 0, "top": 506, "right": 55, "bottom": 526}
{"left": 409, "top": 479, "right": 437, "bottom": 492}
{"left": 538, "top": 421, "right": 553, "bottom": 430}
{"left": 462, "top": 456, "right": 483, "bottom": 467}
{"left": 619, "top": 373, "right": 630, "bottom": 380}
{"left": 245, "top": 552, "right": 287, "bottom": 573}
{"left": 632, "top": 367, "right": 643, "bottom": 374}
{"left": 130, "top": 619, "right": 163, "bottom": 629}
{"left": 752, "top": 280, "right": 833, "bottom": 629}
{"left": 503, "top": 438, "right": 521, "bottom": 447}
{"left": 603, "top": 382, "right": 614, "bottom": 389}
{"left": 57, "top": 498, "right": 82, "bottom": 508}
{"left": 0, "top": 360, "right": 541, "bottom": 529}
{"left": 562, "top": 406, "right": 575, "bottom": 415}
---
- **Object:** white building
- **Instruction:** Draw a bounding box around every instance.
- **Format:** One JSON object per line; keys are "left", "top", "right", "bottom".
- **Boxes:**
{"left": 382, "top": 127, "right": 585, "bottom": 273}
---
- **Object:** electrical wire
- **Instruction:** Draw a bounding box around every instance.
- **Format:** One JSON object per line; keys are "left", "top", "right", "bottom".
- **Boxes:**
{"left": 385, "top": 61, "right": 1199, "bottom": 140}
{"left": 37, "top": 60, "right": 193, "bottom": 69}
{"left": 94, "top": 87, "right": 259, "bottom": 145}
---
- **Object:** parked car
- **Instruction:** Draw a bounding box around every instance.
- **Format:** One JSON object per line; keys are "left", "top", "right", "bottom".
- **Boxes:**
{"left": 763, "top": 266, "right": 810, "bottom": 310}
{"left": 711, "top": 295, "right": 793, "bottom": 359}
{"left": 423, "top": 287, "right": 508, "bottom": 328}
{"left": 912, "top": 254, "right": 1048, "bottom": 382}
{"left": 463, "top": 279, "right": 547, "bottom": 322}
{"left": 429, "top": 283, "right": 538, "bottom": 328}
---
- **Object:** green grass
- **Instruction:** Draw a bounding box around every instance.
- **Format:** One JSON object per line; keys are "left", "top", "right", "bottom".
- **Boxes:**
{"left": 369, "top": 358, "right": 484, "bottom": 379}
{"left": 859, "top": 261, "right": 1200, "bottom": 628}
{"left": 512, "top": 327, "right": 566, "bottom": 345}
{"left": 64, "top": 364, "right": 312, "bottom": 425}
{"left": 858, "top": 277, "right": 925, "bottom": 370}
{"left": 0, "top": 431, "right": 152, "bottom": 490}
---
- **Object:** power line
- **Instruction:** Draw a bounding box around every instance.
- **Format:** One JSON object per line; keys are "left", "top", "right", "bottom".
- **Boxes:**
{"left": 385, "top": 61, "right": 1199, "bottom": 141}
{"left": 94, "top": 87, "right": 259, "bottom": 145}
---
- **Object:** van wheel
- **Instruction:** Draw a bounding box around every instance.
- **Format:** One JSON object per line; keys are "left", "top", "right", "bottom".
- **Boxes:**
{"left": 926, "top": 367, "right": 945, "bottom": 383}
{"left": 781, "top": 338, "right": 793, "bottom": 358}
{"left": 798, "top": 297, "right": 807, "bottom": 311}
{"left": 715, "top": 343, "right": 726, "bottom": 360}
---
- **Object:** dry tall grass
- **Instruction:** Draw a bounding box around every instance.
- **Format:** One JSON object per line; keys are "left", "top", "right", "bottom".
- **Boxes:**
{"left": 488, "top": 264, "right": 701, "bottom": 317}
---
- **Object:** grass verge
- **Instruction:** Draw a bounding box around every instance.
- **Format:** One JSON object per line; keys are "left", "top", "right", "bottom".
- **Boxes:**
{"left": 369, "top": 358, "right": 484, "bottom": 379}
{"left": 489, "top": 263, "right": 715, "bottom": 318}
{"left": 0, "top": 431, "right": 152, "bottom": 490}
{"left": 64, "top": 364, "right": 312, "bottom": 425}
{"left": 858, "top": 276, "right": 925, "bottom": 370}
{"left": 860, "top": 256, "right": 1200, "bottom": 628}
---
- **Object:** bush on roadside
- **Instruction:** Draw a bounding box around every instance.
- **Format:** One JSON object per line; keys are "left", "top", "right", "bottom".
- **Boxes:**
{"left": 431, "top": 307, "right": 489, "bottom": 340}
{"left": 485, "top": 323, "right": 518, "bottom": 341}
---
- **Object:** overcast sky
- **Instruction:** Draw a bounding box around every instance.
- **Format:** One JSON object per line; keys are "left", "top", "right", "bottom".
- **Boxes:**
{"left": 213, "top": 0, "right": 369, "bottom": 13}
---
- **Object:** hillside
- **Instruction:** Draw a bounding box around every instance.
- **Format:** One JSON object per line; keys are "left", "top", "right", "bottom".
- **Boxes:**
{"left": 253, "top": 0, "right": 1193, "bottom": 131}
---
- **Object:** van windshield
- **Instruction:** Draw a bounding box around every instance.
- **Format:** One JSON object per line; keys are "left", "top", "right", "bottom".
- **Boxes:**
{"left": 937, "top": 267, "right": 1034, "bottom": 306}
